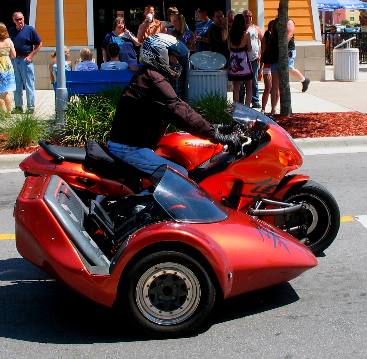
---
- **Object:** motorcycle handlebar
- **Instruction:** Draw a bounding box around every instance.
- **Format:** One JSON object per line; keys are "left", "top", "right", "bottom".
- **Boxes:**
{"left": 222, "top": 135, "right": 252, "bottom": 155}
{"left": 219, "top": 120, "right": 268, "bottom": 154}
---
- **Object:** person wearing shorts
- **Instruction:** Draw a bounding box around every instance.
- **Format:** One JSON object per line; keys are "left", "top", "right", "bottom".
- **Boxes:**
{"left": 269, "top": 18, "right": 310, "bottom": 115}
{"left": 260, "top": 20, "right": 274, "bottom": 113}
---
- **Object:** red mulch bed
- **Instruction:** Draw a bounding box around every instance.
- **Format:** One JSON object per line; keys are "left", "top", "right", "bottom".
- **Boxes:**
{"left": 0, "top": 134, "right": 39, "bottom": 154}
{"left": 274, "top": 112, "right": 367, "bottom": 138}
{"left": 1, "top": 112, "right": 366, "bottom": 154}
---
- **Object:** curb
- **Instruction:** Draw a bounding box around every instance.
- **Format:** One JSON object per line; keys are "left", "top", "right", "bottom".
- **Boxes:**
{"left": 294, "top": 135, "right": 367, "bottom": 155}
{"left": 0, "top": 154, "right": 29, "bottom": 161}
{"left": 0, "top": 154, "right": 28, "bottom": 169}
{"left": 0, "top": 136, "right": 366, "bottom": 167}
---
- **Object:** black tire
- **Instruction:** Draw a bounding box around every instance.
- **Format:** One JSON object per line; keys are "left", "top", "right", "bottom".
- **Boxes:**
{"left": 278, "top": 180, "right": 340, "bottom": 255}
{"left": 121, "top": 251, "right": 216, "bottom": 337}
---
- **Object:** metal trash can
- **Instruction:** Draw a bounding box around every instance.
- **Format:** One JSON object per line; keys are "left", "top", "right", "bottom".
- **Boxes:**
{"left": 333, "top": 38, "right": 359, "bottom": 81}
{"left": 187, "top": 51, "right": 227, "bottom": 101}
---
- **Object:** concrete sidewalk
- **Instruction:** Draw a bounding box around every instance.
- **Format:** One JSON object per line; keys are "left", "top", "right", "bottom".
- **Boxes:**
{"left": 227, "top": 65, "right": 367, "bottom": 114}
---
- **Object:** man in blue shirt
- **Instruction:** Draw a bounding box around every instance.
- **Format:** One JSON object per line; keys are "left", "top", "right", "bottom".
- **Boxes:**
{"left": 9, "top": 12, "right": 42, "bottom": 114}
{"left": 194, "top": 8, "right": 213, "bottom": 52}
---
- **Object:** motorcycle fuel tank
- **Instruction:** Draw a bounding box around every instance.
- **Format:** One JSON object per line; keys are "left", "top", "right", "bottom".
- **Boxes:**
{"left": 156, "top": 132, "right": 223, "bottom": 171}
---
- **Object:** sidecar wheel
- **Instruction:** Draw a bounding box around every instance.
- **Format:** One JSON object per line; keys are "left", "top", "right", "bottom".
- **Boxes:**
{"left": 122, "top": 251, "right": 216, "bottom": 337}
{"left": 279, "top": 180, "right": 340, "bottom": 255}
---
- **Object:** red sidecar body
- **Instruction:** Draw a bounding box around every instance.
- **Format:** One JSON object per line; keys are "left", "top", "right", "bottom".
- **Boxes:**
{"left": 14, "top": 167, "right": 317, "bottom": 335}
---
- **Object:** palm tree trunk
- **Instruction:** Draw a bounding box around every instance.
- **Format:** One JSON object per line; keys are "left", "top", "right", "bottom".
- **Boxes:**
{"left": 278, "top": 0, "right": 292, "bottom": 116}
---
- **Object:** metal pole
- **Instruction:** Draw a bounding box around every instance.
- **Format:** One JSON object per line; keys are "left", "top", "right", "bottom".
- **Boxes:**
{"left": 162, "top": 0, "right": 166, "bottom": 20}
{"left": 55, "top": 0, "right": 68, "bottom": 127}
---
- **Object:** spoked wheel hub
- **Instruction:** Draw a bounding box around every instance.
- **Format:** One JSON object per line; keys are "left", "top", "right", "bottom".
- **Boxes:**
{"left": 136, "top": 262, "right": 201, "bottom": 326}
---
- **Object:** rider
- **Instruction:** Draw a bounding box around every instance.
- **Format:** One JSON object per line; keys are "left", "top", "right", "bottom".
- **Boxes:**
{"left": 108, "top": 33, "right": 241, "bottom": 176}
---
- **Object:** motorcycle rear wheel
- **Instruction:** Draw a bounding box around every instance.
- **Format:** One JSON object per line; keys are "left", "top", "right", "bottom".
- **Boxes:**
{"left": 277, "top": 180, "right": 340, "bottom": 255}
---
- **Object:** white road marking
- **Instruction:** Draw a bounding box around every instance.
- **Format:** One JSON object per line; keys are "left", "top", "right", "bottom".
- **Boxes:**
{"left": 0, "top": 168, "right": 21, "bottom": 174}
{"left": 355, "top": 215, "right": 367, "bottom": 230}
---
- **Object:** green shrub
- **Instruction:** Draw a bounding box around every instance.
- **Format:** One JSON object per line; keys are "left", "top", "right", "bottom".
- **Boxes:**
{"left": 55, "top": 91, "right": 232, "bottom": 142}
{"left": 60, "top": 88, "right": 122, "bottom": 146}
{"left": 190, "top": 94, "right": 232, "bottom": 125}
{"left": 4, "top": 114, "right": 45, "bottom": 149}
{"left": 0, "top": 110, "right": 7, "bottom": 122}
{"left": 0, "top": 109, "right": 11, "bottom": 127}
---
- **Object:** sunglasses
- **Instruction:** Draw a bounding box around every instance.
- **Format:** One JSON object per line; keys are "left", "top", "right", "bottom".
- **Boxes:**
{"left": 15, "top": 18, "right": 24, "bottom": 21}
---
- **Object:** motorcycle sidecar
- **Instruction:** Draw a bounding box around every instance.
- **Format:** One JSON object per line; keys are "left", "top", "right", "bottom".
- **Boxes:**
{"left": 14, "top": 167, "right": 317, "bottom": 337}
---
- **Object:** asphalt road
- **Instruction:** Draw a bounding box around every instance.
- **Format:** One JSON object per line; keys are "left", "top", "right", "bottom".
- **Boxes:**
{"left": 0, "top": 152, "right": 366, "bottom": 359}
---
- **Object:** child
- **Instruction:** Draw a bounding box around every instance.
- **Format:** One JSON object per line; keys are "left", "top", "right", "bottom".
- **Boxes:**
{"left": 49, "top": 47, "right": 72, "bottom": 90}
{"left": 74, "top": 48, "right": 98, "bottom": 71}
{"left": 101, "top": 43, "right": 128, "bottom": 70}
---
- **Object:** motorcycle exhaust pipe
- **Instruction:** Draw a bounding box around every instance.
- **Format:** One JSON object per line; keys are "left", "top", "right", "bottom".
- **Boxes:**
{"left": 248, "top": 203, "right": 305, "bottom": 216}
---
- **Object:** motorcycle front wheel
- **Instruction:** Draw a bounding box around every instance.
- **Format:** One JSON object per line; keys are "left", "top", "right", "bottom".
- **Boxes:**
{"left": 277, "top": 180, "right": 340, "bottom": 255}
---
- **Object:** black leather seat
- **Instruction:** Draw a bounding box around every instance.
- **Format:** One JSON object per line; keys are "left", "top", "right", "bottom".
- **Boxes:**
{"left": 39, "top": 141, "right": 86, "bottom": 163}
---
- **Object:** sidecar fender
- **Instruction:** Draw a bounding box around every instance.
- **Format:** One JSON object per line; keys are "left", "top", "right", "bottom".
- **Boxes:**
{"left": 111, "top": 223, "right": 232, "bottom": 298}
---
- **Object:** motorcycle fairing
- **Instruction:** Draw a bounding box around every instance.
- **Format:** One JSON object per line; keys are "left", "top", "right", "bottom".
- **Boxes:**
{"left": 15, "top": 174, "right": 317, "bottom": 307}
{"left": 156, "top": 121, "right": 303, "bottom": 211}
{"left": 270, "top": 174, "right": 310, "bottom": 201}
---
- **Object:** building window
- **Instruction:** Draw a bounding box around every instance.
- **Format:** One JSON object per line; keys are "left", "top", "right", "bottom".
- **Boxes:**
{"left": 350, "top": 17, "right": 355, "bottom": 21}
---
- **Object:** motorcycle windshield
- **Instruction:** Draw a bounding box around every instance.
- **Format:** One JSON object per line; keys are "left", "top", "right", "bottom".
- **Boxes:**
{"left": 151, "top": 166, "right": 227, "bottom": 223}
{"left": 232, "top": 103, "right": 302, "bottom": 152}
{"left": 232, "top": 103, "right": 277, "bottom": 126}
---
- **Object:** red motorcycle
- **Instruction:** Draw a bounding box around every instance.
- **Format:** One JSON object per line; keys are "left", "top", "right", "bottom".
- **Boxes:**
{"left": 20, "top": 105, "right": 340, "bottom": 254}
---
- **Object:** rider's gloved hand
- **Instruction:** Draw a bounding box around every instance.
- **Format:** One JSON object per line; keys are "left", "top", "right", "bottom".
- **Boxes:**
{"left": 213, "top": 122, "right": 237, "bottom": 135}
{"left": 212, "top": 130, "right": 242, "bottom": 153}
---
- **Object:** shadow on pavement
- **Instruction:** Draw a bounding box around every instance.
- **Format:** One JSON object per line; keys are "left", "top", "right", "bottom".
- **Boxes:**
{"left": 213, "top": 283, "right": 299, "bottom": 325}
{"left": 0, "top": 258, "right": 299, "bottom": 343}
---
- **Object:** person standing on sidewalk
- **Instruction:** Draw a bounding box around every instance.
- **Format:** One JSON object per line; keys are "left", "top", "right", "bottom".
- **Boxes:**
{"left": 269, "top": 18, "right": 310, "bottom": 116}
{"left": 228, "top": 14, "right": 252, "bottom": 106}
{"left": 194, "top": 8, "right": 213, "bottom": 52}
{"left": 9, "top": 12, "right": 42, "bottom": 114}
{"left": 240, "top": 10, "right": 263, "bottom": 109}
{"left": 287, "top": 19, "right": 310, "bottom": 92}
{"left": 208, "top": 9, "right": 229, "bottom": 59}
{"left": 0, "top": 22, "right": 16, "bottom": 114}
{"left": 137, "top": 5, "right": 166, "bottom": 44}
{"left": 260, "top": 20, "right": 275, "bottom": 113}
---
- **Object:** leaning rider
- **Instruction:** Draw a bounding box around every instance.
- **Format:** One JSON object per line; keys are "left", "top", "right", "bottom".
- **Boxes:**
{"left": 108, "top": 33, "right": 241, "bottom": 177}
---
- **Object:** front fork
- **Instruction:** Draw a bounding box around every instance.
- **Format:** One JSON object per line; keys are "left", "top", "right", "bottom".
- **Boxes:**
{"left": 248, "top": 197, "right": 306, "bottom": 216}
{"left": 247, "top": 173, "right": 310, "bottom": 215}
{"left": 245, "top": 174, "right": 310, "bottom": 238}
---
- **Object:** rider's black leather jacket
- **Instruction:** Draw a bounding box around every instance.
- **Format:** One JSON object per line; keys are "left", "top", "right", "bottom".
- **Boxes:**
{"left": 109, "top": 67, "right": 215, "bottom": 149}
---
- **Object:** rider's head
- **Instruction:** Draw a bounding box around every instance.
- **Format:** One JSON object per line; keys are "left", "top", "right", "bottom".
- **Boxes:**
{"left": 140, "top": 33, "right": 189, "bottom": 79}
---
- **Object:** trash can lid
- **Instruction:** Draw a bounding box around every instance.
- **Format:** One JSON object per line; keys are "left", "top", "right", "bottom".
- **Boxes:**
{"left": 190, "top": 51, "right": 227, "bottom": 70}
